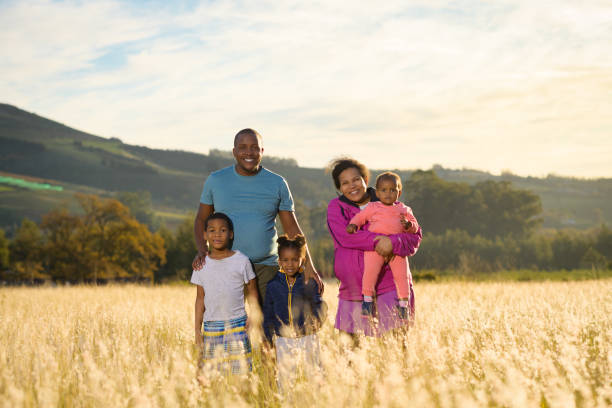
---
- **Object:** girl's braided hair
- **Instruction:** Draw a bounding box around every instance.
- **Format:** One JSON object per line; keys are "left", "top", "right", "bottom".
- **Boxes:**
{"left": 276, "top": 234, "right": 307, "bottom": 258}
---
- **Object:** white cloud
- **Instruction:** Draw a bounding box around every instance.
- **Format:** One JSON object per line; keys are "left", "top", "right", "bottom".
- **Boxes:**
{"left": 1, "top": 0, "right": 610, "bottom": 177}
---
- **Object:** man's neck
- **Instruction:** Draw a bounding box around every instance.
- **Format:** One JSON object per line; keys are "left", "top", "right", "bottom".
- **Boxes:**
{"left": 234, "top": 164, "right": 261, "bottom": 176}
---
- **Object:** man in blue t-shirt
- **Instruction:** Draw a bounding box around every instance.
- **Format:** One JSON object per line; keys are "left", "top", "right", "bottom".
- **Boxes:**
{"left": 192, "top": 128, "right": 323, "bottom": 301}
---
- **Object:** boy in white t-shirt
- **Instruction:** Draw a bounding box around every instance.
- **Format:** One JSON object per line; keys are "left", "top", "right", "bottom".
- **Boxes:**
{"left": 191, "top": 212, "right": 260, "bottom": 375}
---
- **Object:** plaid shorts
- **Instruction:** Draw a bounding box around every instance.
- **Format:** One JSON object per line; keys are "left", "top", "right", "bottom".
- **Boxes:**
{"left": 202, "top": 315, "right": 252, "bottom": 374}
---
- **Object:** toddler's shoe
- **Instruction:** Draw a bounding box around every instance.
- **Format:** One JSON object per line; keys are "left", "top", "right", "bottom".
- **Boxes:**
{"left": 396, "top": 305, "right": 409, "bottom": 320}
{"left": 361, "top": 301, "right": 374, "bottom": 317}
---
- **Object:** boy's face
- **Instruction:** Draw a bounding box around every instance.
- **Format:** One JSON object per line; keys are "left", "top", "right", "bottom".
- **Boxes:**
{"left": 278, "top": 247, "right": 303, "bottom": 278}
{"left": 233, "top": 133, "right": 263, "bottom": 175}
{"left": 376, "top": 179, "right": 401, "bottom": 205}
{"left": 205, "top": 219, "right": 233, "bottom": 251}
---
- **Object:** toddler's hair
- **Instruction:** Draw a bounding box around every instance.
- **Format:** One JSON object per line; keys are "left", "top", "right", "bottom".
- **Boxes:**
{"left": 204, "top": 212, "right": 234, "bottom": 249}
{"left": 277, "top": 234, "right": 307, "bottom": 258}
{"left": 375, "top": 171, "right": 402, "bottom": 190}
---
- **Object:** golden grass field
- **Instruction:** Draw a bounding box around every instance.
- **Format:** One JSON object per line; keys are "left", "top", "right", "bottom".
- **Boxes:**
{"left": 1, "top": 280, "right": 611, "bottom": 407}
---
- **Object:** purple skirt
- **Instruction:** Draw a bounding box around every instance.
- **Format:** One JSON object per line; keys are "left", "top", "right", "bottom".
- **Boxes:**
{"left": 335, "top": 287, "right": 415, "bottom": 337}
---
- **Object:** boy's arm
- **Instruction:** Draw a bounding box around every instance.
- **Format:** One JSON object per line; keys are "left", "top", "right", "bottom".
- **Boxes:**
{"left": 245, "top": 278, "right": 261, "bottom": 329}
{"left": 194, "top": 286, "right": 205, "bottom": 346}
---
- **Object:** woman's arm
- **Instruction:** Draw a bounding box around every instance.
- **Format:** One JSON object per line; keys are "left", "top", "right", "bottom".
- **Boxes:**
{"left": 327, "top": 200, "right": 380, "bottom": 251}
{"left": 388, "top": 227, "right": 423, "bottom": 258}
{"left": 194, "top": 286, "right": 205, "bottom": 346}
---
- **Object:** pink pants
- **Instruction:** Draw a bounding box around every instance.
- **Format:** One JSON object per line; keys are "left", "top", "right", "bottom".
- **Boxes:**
{"left": 362, "top": 252, "right": 410, "bottom": 299}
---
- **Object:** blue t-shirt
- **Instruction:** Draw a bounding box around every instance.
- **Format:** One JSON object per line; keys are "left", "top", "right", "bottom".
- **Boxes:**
{"left": 200, "top": 166, "right": 295, "bottom": 265}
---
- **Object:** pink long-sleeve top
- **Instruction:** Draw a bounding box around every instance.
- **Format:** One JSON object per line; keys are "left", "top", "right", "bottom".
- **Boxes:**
{"left": 349, "top": 201, "right": 419, "bottom": 235}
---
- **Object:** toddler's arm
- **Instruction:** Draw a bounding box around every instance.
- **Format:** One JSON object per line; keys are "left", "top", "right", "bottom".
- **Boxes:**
{"left": 346, "top": 204, "right": 375, "bottom": 233}
{"left": 399, "top": 205, "right": 419, "bottom": 233}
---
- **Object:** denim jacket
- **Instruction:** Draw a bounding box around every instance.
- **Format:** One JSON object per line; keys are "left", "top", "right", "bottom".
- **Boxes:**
{"left": 263, "top": 272, "right": 326, "bottom": 343}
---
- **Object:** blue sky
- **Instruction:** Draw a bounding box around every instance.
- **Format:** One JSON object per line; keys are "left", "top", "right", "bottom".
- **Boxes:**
{"left": 1, "top": 0, "right": 611, "bottom": 177}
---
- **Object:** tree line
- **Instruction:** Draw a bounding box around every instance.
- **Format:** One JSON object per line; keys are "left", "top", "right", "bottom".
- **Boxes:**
{"left": 296, "top": 170, "right": 612, "bottom": 277}
{"left": 1, "top": 171, "right": 610, "bottom": 284}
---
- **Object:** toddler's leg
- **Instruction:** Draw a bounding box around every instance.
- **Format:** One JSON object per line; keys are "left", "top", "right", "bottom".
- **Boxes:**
{"left": 362, "top": 251, "right": 386, "bottom": 297}
{"left": 388, "top": 256, "right": 410, "bottom": 299}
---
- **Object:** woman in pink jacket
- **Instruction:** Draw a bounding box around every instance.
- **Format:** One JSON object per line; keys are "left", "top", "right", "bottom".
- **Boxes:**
{"left": 327, "top": 158, "right": 422, "bottom": 337}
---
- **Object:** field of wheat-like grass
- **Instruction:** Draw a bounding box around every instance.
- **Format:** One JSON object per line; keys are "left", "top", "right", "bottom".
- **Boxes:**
{"left": 1, "top": 280, "right": 611, "bottom": 407}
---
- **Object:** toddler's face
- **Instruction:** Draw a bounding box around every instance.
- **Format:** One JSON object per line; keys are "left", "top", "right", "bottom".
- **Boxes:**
{"left": 278, "top": 247, "right": 304, "bottom": 277}
{"left": 376, "top": 179, "right": 401, "bottom": 205}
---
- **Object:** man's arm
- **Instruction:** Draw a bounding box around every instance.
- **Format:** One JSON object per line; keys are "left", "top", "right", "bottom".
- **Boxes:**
{"left": 278, "top": 210, "right": 324, "bottom": 293}
{"left": 192, "top": 203, "right": 214, "bottom": 270}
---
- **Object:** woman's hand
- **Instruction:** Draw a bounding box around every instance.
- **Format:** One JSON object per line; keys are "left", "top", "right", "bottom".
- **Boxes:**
{"left": 374, "top": 235, "right": 394, "bottom": 263}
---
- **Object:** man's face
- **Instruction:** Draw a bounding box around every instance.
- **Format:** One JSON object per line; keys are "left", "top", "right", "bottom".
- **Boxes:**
{"left": 233, "top": 133, "right": 263, "bottom": 175}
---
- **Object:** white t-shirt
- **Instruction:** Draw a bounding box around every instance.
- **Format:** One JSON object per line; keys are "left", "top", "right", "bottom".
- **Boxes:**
{"left": 190, "top": 250, "right": 256, "bottom": 321}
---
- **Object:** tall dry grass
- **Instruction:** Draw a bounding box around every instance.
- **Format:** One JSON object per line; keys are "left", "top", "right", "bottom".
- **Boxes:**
{"left": 1, "top": 280, "right": 610, "bottom": 407}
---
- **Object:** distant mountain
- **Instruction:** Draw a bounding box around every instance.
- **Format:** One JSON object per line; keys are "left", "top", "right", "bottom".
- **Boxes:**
{"left": 1, "top": 103, "right": 611, "bottom": 231}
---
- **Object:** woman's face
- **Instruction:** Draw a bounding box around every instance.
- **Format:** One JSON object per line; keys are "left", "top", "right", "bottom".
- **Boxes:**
{"left": 338, "top": 167, "right": 368, "bottom": 204}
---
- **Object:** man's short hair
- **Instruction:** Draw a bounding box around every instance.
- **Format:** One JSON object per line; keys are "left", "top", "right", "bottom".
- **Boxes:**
{"left": 234, "top": 128, "right": 262, "bottom": 147}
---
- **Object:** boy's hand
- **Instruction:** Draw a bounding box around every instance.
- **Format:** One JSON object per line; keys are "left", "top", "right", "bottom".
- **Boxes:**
{"left": 346, "top": 224, "right": 358, "bottom": 234}
{"left": 195, "top": 333, "right": 203, "bottom": 348}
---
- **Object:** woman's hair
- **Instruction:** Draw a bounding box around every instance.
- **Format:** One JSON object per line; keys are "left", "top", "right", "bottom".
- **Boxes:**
{"left": 204, "top": 212, "right": 234, "bottom": 249}
{"left": 375, "top": 171, "right": 402, "bottom": 190}
{"left": 327, "top": 157, "right": 370, "bottom": 189}
{"left": 276, "top": 234, "right": 307, "bottom": 258}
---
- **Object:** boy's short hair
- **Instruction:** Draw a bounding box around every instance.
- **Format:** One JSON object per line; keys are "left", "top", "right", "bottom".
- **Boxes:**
{"left": 375, "top": 171, "right": 402, "bottom": 190}
{"left": 204, "top": 212, "right": 234, "bottom": 249}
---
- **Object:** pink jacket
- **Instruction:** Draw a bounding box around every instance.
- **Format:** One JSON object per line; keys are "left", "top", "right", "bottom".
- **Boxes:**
{"left": 327, "top": 189, "right": 422, "bottom": 300}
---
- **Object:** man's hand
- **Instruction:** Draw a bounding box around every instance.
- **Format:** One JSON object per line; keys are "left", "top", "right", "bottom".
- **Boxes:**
{"left": 304, "top": 264, "right": 324, "bottom": 295}
{"left": 346, "top": 224, "right": 358, "bottom": 234}
{"left": 192, "top": 250, "right": 207, "bottom": 270}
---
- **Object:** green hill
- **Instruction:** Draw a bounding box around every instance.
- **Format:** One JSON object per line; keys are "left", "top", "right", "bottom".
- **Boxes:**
{"left": 1, "top": 103, "right": 610, "bottom": 233}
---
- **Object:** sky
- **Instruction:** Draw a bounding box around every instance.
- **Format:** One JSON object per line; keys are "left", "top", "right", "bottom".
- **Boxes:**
{"left": 1, "top": 0, "right": 611, "bottom": 178}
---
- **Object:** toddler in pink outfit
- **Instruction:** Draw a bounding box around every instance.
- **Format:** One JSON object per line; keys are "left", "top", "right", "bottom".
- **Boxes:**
{"left": 346, "top": 172, "right": 419, "bottom": 319}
